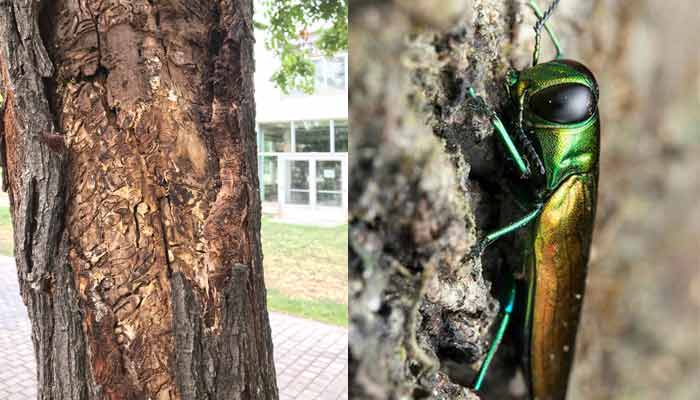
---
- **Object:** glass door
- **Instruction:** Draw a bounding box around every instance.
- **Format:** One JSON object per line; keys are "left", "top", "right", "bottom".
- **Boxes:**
{"left": 261, "top": 156, "right": 278, "bottom": 203}
{"left": 284, "top": 159, "right": 311, "bottom": 205}
{"left": 315, "top": 160, "right": 343, "bottom": 207}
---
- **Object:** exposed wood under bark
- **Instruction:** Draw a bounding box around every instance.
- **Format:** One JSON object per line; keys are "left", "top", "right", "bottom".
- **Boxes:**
{"left": 0, "top": 1, "right": 278, "bottom": 399}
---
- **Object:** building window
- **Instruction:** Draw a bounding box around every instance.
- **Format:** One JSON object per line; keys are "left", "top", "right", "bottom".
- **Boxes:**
{"left": 334, "top": 120, "right": 348, "bottom": 153}
{"left": 261, "top": 156, "right": 278, "bottom": 202}
{"left": 261, "top": 123, "right": 292, "bottom": 152}
{"left": 295, "top": 120, "right": 330, "bottom": 152}
{"left": 315, "top": 55, "right": 347, "bottom": 92}
{"left": 316, "top": 160, "right": 342, "bottom": 207}
{"left": 286, "top": 54, "right": 347, "bottom": 97}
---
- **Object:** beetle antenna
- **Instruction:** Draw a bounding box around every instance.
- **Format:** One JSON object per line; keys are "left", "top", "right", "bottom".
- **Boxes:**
{"left": 530, "top": 0, "right": 562, "bottom": 66}
{"left": 517, "top": 127, "right": 545, "bottom": 176}
{"left": 516, "top": 90, "right": 545, "bottom": 176}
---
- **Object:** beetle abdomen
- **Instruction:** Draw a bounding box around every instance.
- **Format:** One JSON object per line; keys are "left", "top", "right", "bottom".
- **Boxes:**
{"left": 528, "top": 173, "right": 597, "bottom": 400}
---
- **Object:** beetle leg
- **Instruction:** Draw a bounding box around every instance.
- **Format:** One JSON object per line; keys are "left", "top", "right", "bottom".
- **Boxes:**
{"left": 472, "top": 282, "right": 517, "bottom": 391}
{"left": 462, "top": 86, "right": 532, "bottom": 178}
{"left": 474, "top": 203, "right": 544, "bottom": 255}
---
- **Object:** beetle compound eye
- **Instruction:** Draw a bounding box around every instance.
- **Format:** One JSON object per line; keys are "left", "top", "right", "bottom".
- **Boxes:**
{"left": 529, "top": 83, "right": 595, "bottom": 124}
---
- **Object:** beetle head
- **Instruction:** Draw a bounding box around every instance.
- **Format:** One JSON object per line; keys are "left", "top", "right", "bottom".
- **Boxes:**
{"left": 511, "top": 59, "right": 600, "bottom": 191}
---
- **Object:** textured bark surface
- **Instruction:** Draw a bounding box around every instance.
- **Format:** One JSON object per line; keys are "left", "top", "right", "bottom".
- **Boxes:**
{"left": 0, "top": 1, "right": 278, "bottom": 399}
{"left": 349, "top": 1, "right": 510, "bottom": 398}
{"left": 350, "top": 1, "right": 700, "bottom": 400}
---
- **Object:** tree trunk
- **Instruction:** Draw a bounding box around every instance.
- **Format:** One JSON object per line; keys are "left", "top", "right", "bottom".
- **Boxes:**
{"left": 0, "top": 1, "right": 278, "bottom": 399}
{"left": 349, "top": 1, "right": 507, "bottom": 398}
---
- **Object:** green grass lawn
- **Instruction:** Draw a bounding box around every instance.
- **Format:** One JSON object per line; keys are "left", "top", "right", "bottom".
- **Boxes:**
{"left": 0, "top": 208, "right": 347, "bottom": 326}
{"left": 267, "top": 289, "right": 347, "bottom": 327}
{"left": 261, "top": 216, "right": 348, "bottom": 326}
{"left": 0, "top": 206, "right": 12, "bottom": 256}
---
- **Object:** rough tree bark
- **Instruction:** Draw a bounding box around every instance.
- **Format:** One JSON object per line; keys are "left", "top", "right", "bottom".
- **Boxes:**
{"left": 0, "top": 1, "right": 278, "bottom": 399}
{"left": 349, "top": 1, "right": 594, "bottom": 399}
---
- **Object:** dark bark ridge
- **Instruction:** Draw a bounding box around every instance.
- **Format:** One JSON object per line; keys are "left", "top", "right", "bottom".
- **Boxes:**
{"left": 0, "top": 1, "right": 278, "bottom": 399}
{"left": 0, "top": 1, "right": 85, "bottom": 398}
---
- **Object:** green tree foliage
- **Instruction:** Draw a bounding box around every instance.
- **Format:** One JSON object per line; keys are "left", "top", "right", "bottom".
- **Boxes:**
{"left": 258, "top": 0, "right": 348, "bottom": 94}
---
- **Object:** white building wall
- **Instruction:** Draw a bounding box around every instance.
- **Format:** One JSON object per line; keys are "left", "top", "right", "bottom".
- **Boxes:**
{"left": 253, "top": 33, "right": 348, "bottom": 123}
{"left": 253, "top": 19, "right": 348, "bottom": 225}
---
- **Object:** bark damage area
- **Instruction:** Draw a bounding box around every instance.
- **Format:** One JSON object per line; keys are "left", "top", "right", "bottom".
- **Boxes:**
{"left": 0, "top": 1, "right": 277, "bottom": 399}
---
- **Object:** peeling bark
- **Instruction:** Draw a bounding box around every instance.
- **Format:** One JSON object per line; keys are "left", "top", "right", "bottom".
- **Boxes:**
{"left": 0, "top": 1, "right": 278, "bottom": 399}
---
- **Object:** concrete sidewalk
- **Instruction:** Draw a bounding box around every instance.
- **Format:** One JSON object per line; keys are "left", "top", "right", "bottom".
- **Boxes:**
{"left": 0, "top": 257, "right": 347, "bottom": 399}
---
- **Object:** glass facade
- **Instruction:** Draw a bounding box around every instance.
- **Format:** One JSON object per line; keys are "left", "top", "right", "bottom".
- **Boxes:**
{"left": 260, "top": 123, "right": 292, "bottom": 152}
{"left": 258, "top": 120, "right": 348, "bottom": 155}
{"left": 296, "top": 121, "right": 331, "bottom": 152}
{"left": 258, "top": 119, "right": 348, "bottom": 210}
{"left": 334, "top": 120, "right": 348, "bottom": 153}
{"left": 288, "top": 55, "right": 347, "bottom": 97}
{"left": 315, "top": 56, "right": 347, "bottom": 92}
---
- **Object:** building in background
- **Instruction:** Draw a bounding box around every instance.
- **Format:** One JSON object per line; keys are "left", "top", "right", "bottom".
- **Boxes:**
{"left": 254, "top": 28, "right": 348, "bottom": 224}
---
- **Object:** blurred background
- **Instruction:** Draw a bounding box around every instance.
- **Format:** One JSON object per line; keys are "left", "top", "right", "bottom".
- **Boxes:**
{"left": 546, "top": 1, "right": 700, "bottom": 399}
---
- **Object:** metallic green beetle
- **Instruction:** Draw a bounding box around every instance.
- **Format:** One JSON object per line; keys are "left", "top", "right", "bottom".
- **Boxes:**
{"left": 466, "top": 1, "right": 599, "bottom": 399}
